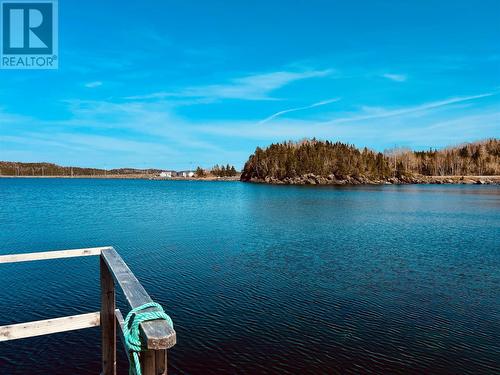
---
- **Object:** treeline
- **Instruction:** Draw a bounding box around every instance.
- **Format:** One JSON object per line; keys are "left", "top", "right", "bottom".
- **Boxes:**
{"left": 241, "top": 138, "right": 500, "bottom": 181}
{"left": 385, "top": 138, "right": 500, "bottom": 176}
{"left": 212, "top": 164, "right": 238, "bottom": 177}
{"left": 195, "top": 164, "right": 239, "bottom": 177}
{"left": 0, "top": 162, "right": 161, "bottom": 176}
{"left": 241, "top": 140, "right": 392, "bottom": 180}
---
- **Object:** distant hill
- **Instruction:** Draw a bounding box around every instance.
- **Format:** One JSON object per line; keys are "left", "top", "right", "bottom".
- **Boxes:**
{"left": 241, "top": 138, "right": 500, "bottom": 184}
{"left": 0, "top": 162, "right": 162, "bottom": 177}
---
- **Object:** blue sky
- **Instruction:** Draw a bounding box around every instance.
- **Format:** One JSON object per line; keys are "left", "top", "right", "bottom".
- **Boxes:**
{"left": 1, "top": 0, "right": 499, "bottom": 169}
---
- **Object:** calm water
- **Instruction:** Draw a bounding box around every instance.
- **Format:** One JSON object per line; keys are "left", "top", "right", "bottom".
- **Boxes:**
{"left": 0, "top": 179, "right": 499, "bottom": 374}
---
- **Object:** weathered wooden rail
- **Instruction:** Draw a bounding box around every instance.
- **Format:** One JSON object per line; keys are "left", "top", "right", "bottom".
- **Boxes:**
{"left": 0, "top": 246, "right": 176, "bottom": 374}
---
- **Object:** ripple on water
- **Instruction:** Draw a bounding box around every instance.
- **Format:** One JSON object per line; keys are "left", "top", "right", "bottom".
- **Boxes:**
{"left": 0, "top": 180, "right": 499, "bottom": 374}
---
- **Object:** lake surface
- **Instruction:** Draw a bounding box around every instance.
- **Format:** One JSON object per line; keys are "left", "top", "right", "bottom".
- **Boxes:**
{"left": 0, "top": 179, "right": 499, "bottom": 374}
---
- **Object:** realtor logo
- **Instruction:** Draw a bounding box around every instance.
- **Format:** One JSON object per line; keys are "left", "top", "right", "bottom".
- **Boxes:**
{"left": 1, "top": 0, "right": 58, "bottom": 69}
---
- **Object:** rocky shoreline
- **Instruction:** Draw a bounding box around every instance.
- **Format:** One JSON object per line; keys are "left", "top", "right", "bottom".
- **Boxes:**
{"left": 242, "top": 174, "right": 500, "bottom": 185}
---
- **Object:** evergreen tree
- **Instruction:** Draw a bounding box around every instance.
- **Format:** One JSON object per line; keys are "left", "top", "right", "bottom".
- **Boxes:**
{"left": 195, "top": 167, "right": 205, "bottom": 177}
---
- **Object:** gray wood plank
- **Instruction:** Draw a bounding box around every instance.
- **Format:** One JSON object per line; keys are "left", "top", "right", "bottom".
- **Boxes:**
{"left": 115, "top": 309, "right": 131, "bottom": 363}
{"left": 101, "top": 255, "right": 117, "bottom": 375}
{"left": 0, "top": 246, "right": 111, "bottom": 264}
{"left": 0, "top": 312, "right": 100, "bottom": 341}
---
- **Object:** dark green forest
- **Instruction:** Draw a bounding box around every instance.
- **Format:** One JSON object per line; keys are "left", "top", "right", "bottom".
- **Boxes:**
{"left": 0, "top": 162, "right": 161, "bottom": 176}
{"left": 195, "top": 164, "right": 238, "bottom": 177}
{"left": 241, "top": 138, "right": 500, "bottom": 181}
{"left": 211, "top": 164, "right": 238, "bottom": 177}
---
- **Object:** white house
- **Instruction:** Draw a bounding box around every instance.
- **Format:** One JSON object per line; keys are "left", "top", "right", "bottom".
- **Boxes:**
{"left": 179, "top": 171, "right": 195, "bottom": 178}
{"left": 159, "top": 171, "right": 173, "bottom": 178}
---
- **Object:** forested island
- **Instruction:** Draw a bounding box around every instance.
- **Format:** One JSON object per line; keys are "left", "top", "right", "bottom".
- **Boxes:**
{"left": 240, "top": 138, "right": 500, "bottom": 185}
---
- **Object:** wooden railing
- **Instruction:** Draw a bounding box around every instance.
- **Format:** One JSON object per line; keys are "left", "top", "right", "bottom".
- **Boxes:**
{"left": 0, "top": 246, "right": 177, "bottom": 375}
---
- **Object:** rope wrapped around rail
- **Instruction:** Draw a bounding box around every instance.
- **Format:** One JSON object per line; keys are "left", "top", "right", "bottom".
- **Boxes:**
{"left": 123, "top": 302, "right": 174, "bottom": 375}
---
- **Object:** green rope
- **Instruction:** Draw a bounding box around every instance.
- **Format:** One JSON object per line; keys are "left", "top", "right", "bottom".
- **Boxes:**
{"left": 123, "top": 302, "right": 174, "bottom": 375}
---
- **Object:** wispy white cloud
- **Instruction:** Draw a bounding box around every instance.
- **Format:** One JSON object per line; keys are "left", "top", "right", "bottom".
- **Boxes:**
{"left": 194, "top": 108, "right": 500, "bottom": 150}
{"left": 58, "top": 99, "right": 225, "bottom": 154}
{"left": 125, "top": 69, "right": 334, "bottom": 101}
{"left": 382, "top": 73, "right": 407, "bottom": 82}
{"left": 0, "top": 132, "right": 179, "bottom": 169}
{"left": 0, "top": 108, "right": 33, "bottom": 125}
{"left": 1, "top": 88, "right": 498, "bottom": 169}
{"left": 84, "top": 81, "right": 103, "bottom": 88}
{"left": 324, "top": 92, "right": 497, "bottom": 125}
{"left": 259, "top": 98, "right": 341, "bottom": 124}
{"left": 194, "top": 92, "right": 499, "bottom": 144}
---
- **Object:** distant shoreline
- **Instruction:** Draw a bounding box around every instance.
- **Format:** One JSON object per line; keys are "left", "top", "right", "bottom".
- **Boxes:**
{"left": 0, "top": 174, "right": 241, "bottom": 181}
{"left": 1, "top": 174, "right": 499, "bottom": 185}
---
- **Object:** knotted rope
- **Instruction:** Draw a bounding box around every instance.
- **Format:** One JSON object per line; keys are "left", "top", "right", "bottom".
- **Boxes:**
{"left": 123, "top": 302, "right": 174, "bottom": 375}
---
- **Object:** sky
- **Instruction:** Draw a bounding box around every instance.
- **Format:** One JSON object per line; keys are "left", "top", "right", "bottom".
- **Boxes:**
{"left": 0, "top": 0, "right": 499, "bottom": 170}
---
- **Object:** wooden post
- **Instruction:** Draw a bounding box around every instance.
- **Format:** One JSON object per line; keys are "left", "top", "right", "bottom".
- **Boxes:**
{"left": 101, "top": 255, "right": 116, "bottom": 375}
{"left": 100, "top": 249, "right": 176, "bottom": 349}
{"left": 101, "top": 248, "right": 176, "bottom": 374}
{"left": 141, "top": 349, "right": 167, "bottom": 375}
{"left": 155, "top": 350, "right": 167, "bottom": 375}
{"left": 142, "top": 350, "right": 156, "bottom": 375}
